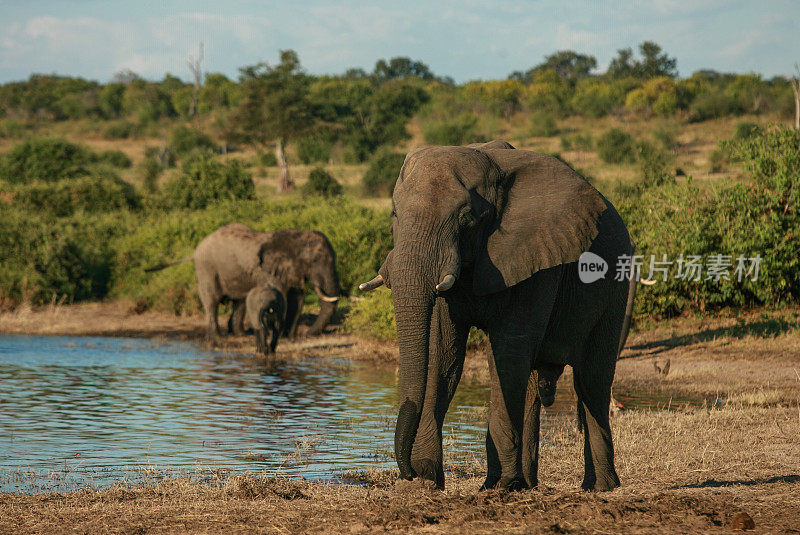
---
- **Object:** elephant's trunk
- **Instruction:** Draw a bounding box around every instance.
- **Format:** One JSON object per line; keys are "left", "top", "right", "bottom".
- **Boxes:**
{"left": 392, "top": 281, "right": 434, "bottom": 479}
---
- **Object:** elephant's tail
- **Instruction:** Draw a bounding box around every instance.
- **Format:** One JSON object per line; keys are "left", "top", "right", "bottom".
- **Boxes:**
{"left": 617, "top": 243, "right": 638, "bottom": 356}
{"left": 143, "top": 256, "right": 194, "bottom": 273}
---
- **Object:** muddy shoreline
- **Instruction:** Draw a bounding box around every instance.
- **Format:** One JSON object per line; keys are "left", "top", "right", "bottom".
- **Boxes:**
{"left": 1, "top": 302, "right": 799, "bottom": 533}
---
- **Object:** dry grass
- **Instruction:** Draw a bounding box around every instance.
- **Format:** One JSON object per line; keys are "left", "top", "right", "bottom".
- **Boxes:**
{"left": 1, "top": 404, "right": 797, "bottom": 533}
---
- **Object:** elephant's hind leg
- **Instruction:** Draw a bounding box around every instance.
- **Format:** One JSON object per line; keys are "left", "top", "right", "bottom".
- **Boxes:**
{"left": 198, "top": 280, "right": 222, "bottom": 341}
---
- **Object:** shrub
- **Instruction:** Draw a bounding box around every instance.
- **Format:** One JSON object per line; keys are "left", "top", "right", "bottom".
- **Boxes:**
{"left": 687, "top": 89, "right": 740, "bottom": 122}
{"left": 0, "top": 119, "right": 25, "bottom": 139}
{"left": 596, "top": 128, "right": 636, "bottom": 164}
{"left": 6, "top": 169, "right": 140, "bottom": 216}
{"left": 168, "top": 125, "right": 217, "bottom": 158}
{"left": 296, "top": 134, "right": 334, "bottom": 164}
{"left": 103, "top": 121, "right": 141, "bottom": 139}
{"left": 421, "top": 114, "right": 478, "bottom": 145}
{"left": 708, "top": 148, "right": 728, "bottom": 173}
{"left": 256, "top": 149, "right": 278, "bottom": 166}
{"left": 303, "top": 167, "right": 342, "bottom": 198}
{"left": 619, "top": 126, "right": 800, "bottom": 317}
{"left": 0, "top": 208, "right": 119, "bottom": 305}
{"left": 528, "top": 111, "right": 558, "bottom": 137}
{"left": 93, "top": 149, "right": 132, "bottom": 168}
{"left": 345, "top": 287, "right": 395, "bottom": 341}
{"left": 733, "top": 121, "right": 761, "bottom": 140}
{"left": 0, "top": 138, "right": 91, "bottom": 184}
{"left": 137, "top": 157, "right": 162, "bottom": 193}
{"left": 161, "top": 153, "right": 255, "bottom": 209}
{"left": 651, "top": 124, "right": 679, "bottom": 152}
{"left": 637, "top": 142, "right": 674, "bottom": 188}
{"left": 361, "top": 148, "right": 405, "bottom": 196}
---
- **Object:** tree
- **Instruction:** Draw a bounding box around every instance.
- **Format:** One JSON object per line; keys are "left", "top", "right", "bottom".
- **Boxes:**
{"left": 607, "top": 48, "right": 637, "bottom": 79}
{"left": 187, "top": 42, "right": 204, "bottom": 117}
{"left": 372, "top": 57, "right": 443, "bottom": 83}
{"left": 639, "top": 41, "right": 678, "bottom": 78}
{"left": 607, "top": 42, "right": 677, "bottom": 79}
{"left": 235, "top": 50, "right": 315, "bottom": 192}
{"left": 512, "top": 50, "right": 597, "bottom": 83}
{"left": 791, "top": 65, "right": 800, "bottom": 131}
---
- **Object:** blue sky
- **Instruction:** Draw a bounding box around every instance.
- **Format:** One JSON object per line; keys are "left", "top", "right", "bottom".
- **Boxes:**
{"left": 1, "top": 1, "right": 798, "bottom": 84}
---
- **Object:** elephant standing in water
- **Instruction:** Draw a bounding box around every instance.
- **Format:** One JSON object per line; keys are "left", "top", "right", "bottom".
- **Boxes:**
{"left": 246, "top": 284, "right": 287, "bottom": 355}
{"left": 360, "top": 141, "right": 636, "bottom": 491}
{"left": 146, "top": 224, "right": 342, "bottom": 340}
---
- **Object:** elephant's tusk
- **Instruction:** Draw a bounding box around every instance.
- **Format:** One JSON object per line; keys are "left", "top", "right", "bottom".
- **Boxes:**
{"left": 314, "top": 286, "right": 340, "bottom": 302}
{"left": 359, "top": 274, "right": 384, "bottom": 292}
{"left": 639, "top": 278, "right": 657, "bottom": 286}
{"left": 435, "top": 274, "right": 456, "bottom": 292}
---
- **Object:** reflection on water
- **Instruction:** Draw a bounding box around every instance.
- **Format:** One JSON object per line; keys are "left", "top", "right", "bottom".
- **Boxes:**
{"left": 0, "top": 334, "right": 496, "bottom": 493}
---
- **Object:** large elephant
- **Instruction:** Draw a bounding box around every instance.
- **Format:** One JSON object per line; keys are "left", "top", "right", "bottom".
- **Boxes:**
{"left": 359, "top": 140, "right": 636, "bottom": 492}
{"left": 146, "top": 224, "right": 342, "bottom": 340}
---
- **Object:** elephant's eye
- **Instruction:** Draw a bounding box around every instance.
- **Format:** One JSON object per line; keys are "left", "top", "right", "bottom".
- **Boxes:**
{"left": 459, "top": 209, "right": 476, "bottom": 228}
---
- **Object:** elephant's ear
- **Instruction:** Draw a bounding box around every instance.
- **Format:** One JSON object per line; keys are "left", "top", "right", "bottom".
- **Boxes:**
{"left": 258, "top": 246, "right": 303, "bottom": 289}
{"left": 473, "top": 150, "right": 608, "bottom": 296}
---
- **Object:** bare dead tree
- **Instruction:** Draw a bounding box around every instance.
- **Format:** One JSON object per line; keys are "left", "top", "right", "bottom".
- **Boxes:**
{"left": 187, "top": 42, "right": 204, "bottom": 118}
{"left": 792, "top": 64, "right": 800, "bottom": 131}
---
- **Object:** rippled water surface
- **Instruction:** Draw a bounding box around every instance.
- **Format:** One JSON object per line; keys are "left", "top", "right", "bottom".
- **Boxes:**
{"left": 0, "top": 334, "right": 496, "bottom": 492}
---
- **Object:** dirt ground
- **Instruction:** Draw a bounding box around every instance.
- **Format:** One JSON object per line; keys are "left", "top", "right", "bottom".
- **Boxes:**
{"left": 1, "top": 302, "right": 799, "bottom": 533}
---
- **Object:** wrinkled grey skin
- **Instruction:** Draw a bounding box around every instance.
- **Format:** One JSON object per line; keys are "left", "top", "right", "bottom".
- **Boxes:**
{"left": 246, "top": 285, "right": 287, "bottom": 355}
{"left": 146, "top": 224, "right": 342, "bottom": 340}
{"left": 362, "top": 140, "right": 635, "bottom": 492}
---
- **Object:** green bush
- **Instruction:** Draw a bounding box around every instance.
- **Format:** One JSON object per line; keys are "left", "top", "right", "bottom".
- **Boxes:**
{"left": 5, "top": 169, "right": 140, "bottom": 216}
{"left": 651, "top": 124, "right": 679, "bottom": 152}
{"left": 619, "top": 126, "right": 800, "bottom": 316}
{"left": 168, "top": 125, "right": 217, "bottom": 158}
{"left": 421, "top": 114, "right": 478, "bottom": 145}
{"left": 161, "top": 153, "right": 255, "bottom": 209}
{"left": 636, "top": 141, "right": 674, "bottom": 188}
{"left": 345, "top": 288, "right": 395, "bottom": 341}
{"left": 687, "top": 89, "right": 740, "bottom": 122}
{"left": 708, "top": 148, "right": 728, "bottom": 173}
{"left": 93, "top": 149, "right": 132, "bottom": 168}
{"left": 103, "top": 121, "right": 141, "bottom": 139}
{"left": 362, "top": 148, "right": 405, "bottom": 196}
{"left": 0, "top": 119, "right": 26, "bottom": 139}
{"left": 528, "top": 111, "right": 558, "bottom": 137}
{"left": 296, "top": 134, "right": 334, "bottom": 164}
{"left": 733, "top": 121, "right": 761, "bottom": 140}
{"left": 596, "top": 128, "right": 636, "bottom": 164}
{"left": 256, "top": 149, "right": 278, "bottom": 166}
{"left": 0, "top": 138, "right": 91, "bottom": 184}
{"left": 0, "top": 208, "right": 121, "bottom": 305}
{"left": 303, "top": 167, "right": 342, "bottom": 198}
{"left": 137, "top": 157, "right": 162, "bottom": 193}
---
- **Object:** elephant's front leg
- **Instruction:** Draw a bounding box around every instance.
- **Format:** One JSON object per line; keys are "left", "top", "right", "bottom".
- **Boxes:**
{"left": 284, "top": 288, "right": 304, "bottom": 340}
{"left": 409, "top": 298, "right": 468, "bottom": 489}
{"left": 484, "top": 333, "right": 533, "bottom": 491}
{"left": 521, "top": 370, "right": 542, "bottom": 488}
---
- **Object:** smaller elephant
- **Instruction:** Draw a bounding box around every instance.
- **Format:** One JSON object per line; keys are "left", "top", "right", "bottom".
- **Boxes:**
{"left": 246, "top": 285, "right": 287, "bottom": 355}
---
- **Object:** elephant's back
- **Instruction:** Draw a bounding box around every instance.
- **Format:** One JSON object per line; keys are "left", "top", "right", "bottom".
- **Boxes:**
{"left": 194, "top": 224, "right": 266, "bottom": 296}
